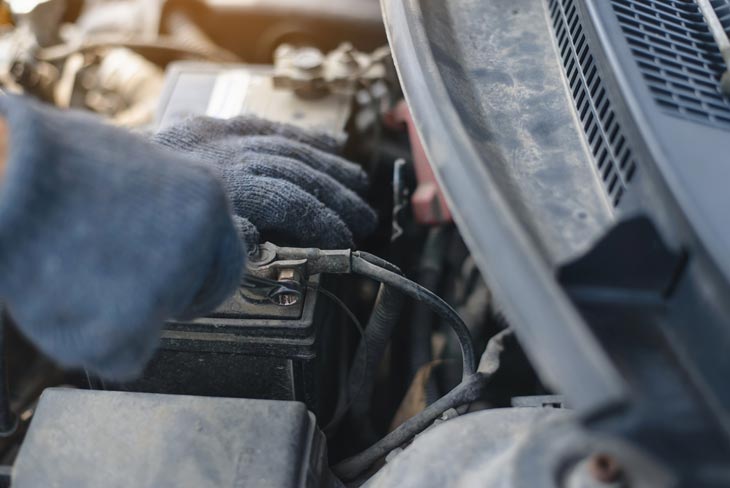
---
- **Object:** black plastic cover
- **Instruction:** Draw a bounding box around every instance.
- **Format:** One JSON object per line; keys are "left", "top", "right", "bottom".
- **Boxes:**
{"left": 12, "top": 388, "right": 329, "bottom": 488}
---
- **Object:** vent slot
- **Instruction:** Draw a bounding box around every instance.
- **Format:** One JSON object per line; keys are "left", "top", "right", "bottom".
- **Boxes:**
{"left": 549, "top": 0, "right": 637, "bottom": 207}
{"left": 611, "top": 0, "right": 730, "bottom": 128}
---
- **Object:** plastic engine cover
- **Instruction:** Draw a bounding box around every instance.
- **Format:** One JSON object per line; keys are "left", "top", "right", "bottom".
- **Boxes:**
{"left": 12, "top": 388, "right": 329, "bottom": 488}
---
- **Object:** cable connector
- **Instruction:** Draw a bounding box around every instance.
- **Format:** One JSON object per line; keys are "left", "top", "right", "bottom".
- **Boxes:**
{"left": 246, "top": 242, "right": 352, "bottom": 278}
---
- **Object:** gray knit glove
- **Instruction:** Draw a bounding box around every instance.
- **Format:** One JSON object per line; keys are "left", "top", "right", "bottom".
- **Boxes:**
{"left": 0, "top": 95, "right": 244, "bottom": 380}
{"left": 152, "top": 116, "right": 377, "bottom": 252}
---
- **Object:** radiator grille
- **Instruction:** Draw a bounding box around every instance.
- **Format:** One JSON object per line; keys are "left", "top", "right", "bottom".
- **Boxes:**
{"left": 549, "top": 0, "right": 637, "bottom": 207}
{"left": 611, "top": 0, "right": 730, "bottom": 128}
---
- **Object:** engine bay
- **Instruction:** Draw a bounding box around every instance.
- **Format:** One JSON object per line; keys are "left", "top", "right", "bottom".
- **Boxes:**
{"left": 0, "top": 0, "right": 728, "bottom": 487}
{"left": 0, "top": 3, "right": 561, "bottom": 486}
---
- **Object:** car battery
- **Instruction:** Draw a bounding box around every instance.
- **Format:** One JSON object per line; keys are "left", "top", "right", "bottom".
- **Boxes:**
{"left": 118, "top": 274, "right": 341, "bottom": 421}
{"left": 113, "top": 59, "right": 358, "bottom": 421}
{"left": 155, "top": 61, "right": 353, "bottom": 134}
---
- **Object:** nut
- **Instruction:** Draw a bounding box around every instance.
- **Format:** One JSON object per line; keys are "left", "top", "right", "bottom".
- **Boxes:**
{"left": 274, "top": 268, "right": 302, "bottom": 306}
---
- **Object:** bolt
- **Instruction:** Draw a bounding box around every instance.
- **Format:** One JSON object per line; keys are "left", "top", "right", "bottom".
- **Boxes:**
{"left": 274, "top": 268, "right": 301, "bottom": 306}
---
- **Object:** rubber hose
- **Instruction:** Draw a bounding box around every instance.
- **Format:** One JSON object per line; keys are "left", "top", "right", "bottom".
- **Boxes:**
{"left": 347, "top": 284, "right": 404, "bottom": 438}
{"left": 409, "top": 227, "right": 449, "bottom": 386}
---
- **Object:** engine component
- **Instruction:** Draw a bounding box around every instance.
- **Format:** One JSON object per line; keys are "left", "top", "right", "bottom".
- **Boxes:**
{"left": 273, "top": 43, "right": 390, "bottom": 99}
{"left": 365, "top": 407, "right": 569, "bottom": 488}
{"left": 346, "top": 283, "right": 403, "bottom": 442}
{"left": 333, "top": 329, "right": 511, "bottom": 481}
{"left": 217, "top": 241, "right": 483, "bottom": 462}
{"left": 12, "top": 388, "right": 331, "bottom": 488}
{"left": 244, "top": 243, "right": 477, "bottom": 379}
{"left": 364, "top": 404, "right": 671, "bottom": 488}
{"left": 52, "top": 47, "right": 164, "bottom": 126}
{"left": 117, "top": 273, "right": 341, "bottom": 420}
{"left": 385, "top": 101, "right": 451, "bottom": 225}
{"left": 156, "top": 60, "right": 353, "bottom": 135}
{"left": 7, "top": 0, "right": 65, "bottom": 47}
{"left": 126, "top": 52, "right": 385, "bottom": 421}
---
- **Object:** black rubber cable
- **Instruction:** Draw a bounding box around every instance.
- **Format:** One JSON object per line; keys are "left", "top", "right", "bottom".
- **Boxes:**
{"left": 354, "top": 251, "right": 403, "bottom": 274}
{"left": 350, "top": 254, "right": 477, "bottom": 378}
{"left": 332, "top": 329, "right": 513, "bottom": 481}
{"left": 332, "top": 372, "right": 488, "bottom": 480}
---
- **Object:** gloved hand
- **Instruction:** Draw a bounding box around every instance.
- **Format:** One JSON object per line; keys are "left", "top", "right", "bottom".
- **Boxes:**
{"left": 152, "top": 115, "right": 378, "bottom": 253}
{"left": 0, "top": 95, "right": 244, "bottom": 380}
